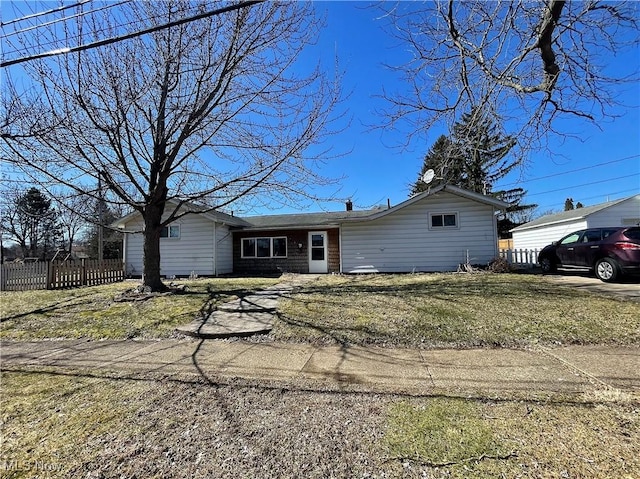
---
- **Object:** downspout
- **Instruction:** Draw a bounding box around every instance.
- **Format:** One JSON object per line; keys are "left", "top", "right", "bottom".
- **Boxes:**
{"left": 493, "top": 208, "right": 500, "bottom": 258}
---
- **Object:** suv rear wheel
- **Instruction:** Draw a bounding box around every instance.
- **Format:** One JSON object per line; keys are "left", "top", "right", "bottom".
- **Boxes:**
{"left": 595, "top": 258, "right": 620, "bottom": 282}
{"left": 540, "top": 257, "right": 557, "bottom": 274}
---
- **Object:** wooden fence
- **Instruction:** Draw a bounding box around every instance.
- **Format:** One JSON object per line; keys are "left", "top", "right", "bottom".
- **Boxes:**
{"left": 0, "top": 259, "right": 125, "bottom": 292}
{"left": 499, "top": 248, "right": 540, "bottom": 268}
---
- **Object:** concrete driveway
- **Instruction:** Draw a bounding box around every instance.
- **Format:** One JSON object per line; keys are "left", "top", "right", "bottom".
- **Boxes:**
{"left": 547, "top": 270, "right": 640, "bottom": 301}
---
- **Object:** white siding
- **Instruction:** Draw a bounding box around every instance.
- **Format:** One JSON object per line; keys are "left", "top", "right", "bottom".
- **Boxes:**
{"left": 587, "top": 196, "right": 640, "bottom": 227}
{"left": 512, "top": 219, "right": 587, "bottom": 251}
{"left": 512, "top": 196, "right": 640, "bottom": 251}
{"left": 124, "top": 213, "right": 216, "bottom": 277}
{"left": 341, "top": 191, "right": 499, "bottom": 273}
{"left": 215, "top": 224, "right": 234, "bottom": 274}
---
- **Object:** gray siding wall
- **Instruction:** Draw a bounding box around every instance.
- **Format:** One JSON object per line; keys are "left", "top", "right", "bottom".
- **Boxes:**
{"left": 341, "top": 191, "right": 499, "bottom": 273}
{"left": 587, "top": 196, "right": 640, "bottom": 228}
{"left": 512, "top": 220, "right": 587, "bottom": 251}
{"left": 124, "top": 213, "right": 217, "bottom": 277}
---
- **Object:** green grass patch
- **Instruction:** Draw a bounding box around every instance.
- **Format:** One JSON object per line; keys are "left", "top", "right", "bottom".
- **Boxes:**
{"left": 384, "top": 397, "right": 640, "bottom": 478}
{"left": 276, "top": 273, "right": 640, "bottom": 347}
{"left": 0, "top": 371, "right": 151, "bottom": 478}
{"left": 0, "top": 277, "right": 280, "bottom": 340}
{"left": 386, "top": 399, "right": 507, "bottom": 465}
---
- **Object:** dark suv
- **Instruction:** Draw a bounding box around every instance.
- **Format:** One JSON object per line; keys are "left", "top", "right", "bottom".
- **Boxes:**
{"left": 538, "top": 226, "right": 640, "bottom": 282}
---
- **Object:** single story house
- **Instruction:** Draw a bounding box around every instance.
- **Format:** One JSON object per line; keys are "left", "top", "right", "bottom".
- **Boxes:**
{"left": 113, "top": 185, "right": 508, "bottom": 276}
{"left": 511, "top": 194, "right": 640, "bottom": 251}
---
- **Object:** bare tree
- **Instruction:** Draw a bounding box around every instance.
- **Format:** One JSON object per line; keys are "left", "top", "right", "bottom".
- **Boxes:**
{"left": 378, "top": 0, "right": 639, "bottom": 159}
{"left": 1, "top": 1, "right": 342, "bottom": 290}
{"left": 52, "top": 191, "right": 93, "bottom": 258}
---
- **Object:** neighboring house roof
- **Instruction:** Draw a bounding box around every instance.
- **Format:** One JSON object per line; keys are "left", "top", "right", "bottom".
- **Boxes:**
{"left": 112, "top": 185, "right": 508, "bottom": 231}
{"left": 511, "top": 195, "right": 637, "bottom": 233}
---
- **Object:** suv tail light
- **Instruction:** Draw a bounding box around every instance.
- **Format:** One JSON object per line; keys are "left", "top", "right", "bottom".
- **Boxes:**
{"left": 614, "top": 242, "right": 640, "bottom": 250}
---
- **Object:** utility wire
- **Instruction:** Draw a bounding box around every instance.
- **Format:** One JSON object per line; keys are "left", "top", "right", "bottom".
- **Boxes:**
{"left": 1, "top": 0, "right": 264, "bottom": 68}
{"left": 495, "top": 154, "right": 639, "bottom": 188}
{"left": 0, "top": 0, "right": 90, "bottom": 27}
{"left": 525, "top": 173, "right": 639, "bottom": 197}
{"left": 3, "top": 1, "right": 128, "bottom": 39}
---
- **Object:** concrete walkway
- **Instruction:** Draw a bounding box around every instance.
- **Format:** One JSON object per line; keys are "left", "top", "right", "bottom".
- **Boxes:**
{"left": 176, "top": 275, "right": 319, "bottom": 338}
{"left": 2, "top": 274, "right": 638, "bottom": 398}
{"left": 2, "top": 339, "right": 638, "bottom": 398}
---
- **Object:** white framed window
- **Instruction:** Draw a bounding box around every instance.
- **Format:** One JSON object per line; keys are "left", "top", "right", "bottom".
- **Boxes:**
{"left": 160, "top": 224, "right": 180, "bottom": 238}
{"left": 429, "top": 212, "right": 458, "bottom": 229}
{"left": 241, "top": 237, "right": 287, "bottom": 258}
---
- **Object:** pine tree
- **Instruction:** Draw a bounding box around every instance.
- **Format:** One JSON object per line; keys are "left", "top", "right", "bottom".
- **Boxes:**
{"left": 410, "top": 107, "right": 536, "bottom": 227}
{"left": 1, "top": 187, "right": 62, "bottom": 260}
{"left": 564, "top": 198, "right": 575, "bottom": 211}
{"left": 411, "top": 135, "right": 460, "bottom": 195}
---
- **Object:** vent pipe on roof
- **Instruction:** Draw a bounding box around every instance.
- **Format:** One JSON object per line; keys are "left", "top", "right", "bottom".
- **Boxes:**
{"left": 346, "top": 199, "right": 353, "bottom": 211}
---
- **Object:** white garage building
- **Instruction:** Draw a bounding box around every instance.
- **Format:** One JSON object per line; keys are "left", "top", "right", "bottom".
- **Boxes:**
{"left": 511, "top": 194, "right": 640, "bottom": 251}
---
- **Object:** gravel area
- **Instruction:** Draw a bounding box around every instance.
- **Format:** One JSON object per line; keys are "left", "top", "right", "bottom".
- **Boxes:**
{"left": 73, "top": 378, "right": 398, "bottom": 478}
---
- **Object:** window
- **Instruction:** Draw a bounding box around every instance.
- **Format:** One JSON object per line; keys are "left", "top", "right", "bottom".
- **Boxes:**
{"left": 272, "top": 237, "right": 287, "bottom": 257}
{"left": 256, "top": 238, "right": 270, "bottom": 257}
{"left": 559, "top": 232, "right": 582, "bottom": 245}
{"left": 241, "top": 237, "right": 287, "bottom": 258}
{"left": 242, "top": 238, "right": 256, "bottom": 257}
{"left": 430, "top": 213, "right": 458, "bottom": 229}
{"left": 160, "top": 225, "right": 180, "bottom": 238}
{"left": 582, "top": 230, "right": 601, "bottom": 243}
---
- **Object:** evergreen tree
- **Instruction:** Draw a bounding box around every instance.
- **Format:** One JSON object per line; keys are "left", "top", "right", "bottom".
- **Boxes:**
{"left": 411, "top": 135, "right": 460, "bottom": 195}
{"left": 410, "top": 107, "right": 536, "bottom": 231}
{"left": 450, "top": 107, "right": 518, "bottom": 194}
{"left": 564, "top": 198, "right": 575, "bottom": 211}
{"left": 0, "top": 187, "right": 62, "bottom": 260}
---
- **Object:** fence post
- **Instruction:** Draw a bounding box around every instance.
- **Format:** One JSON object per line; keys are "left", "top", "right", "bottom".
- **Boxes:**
{"left": 47, "top": 261, "right": 53, "bottom": 289}
{"left": 81, "top": 259, "right": 87, "bottom": 286}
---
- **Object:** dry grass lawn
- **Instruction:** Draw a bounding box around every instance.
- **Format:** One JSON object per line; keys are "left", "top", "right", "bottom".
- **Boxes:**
{"left": 1, "top": 370, "right": 638, "bottom": 478}
{"left": 0, "top": 277, "right": 280, "bottom": 340}
{"left": 276, "top": 273, "right": 640, "bottom": 348}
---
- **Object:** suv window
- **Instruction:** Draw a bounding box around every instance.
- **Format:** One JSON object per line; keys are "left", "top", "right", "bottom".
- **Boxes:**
{"left": 622, "top": 227, "right": 640, "bottom": 241}
{"left": 602, "top": 228, "right": 620, "bottom": 239}
{"left": 560, "top": 232, "right": 582, "bottom": 245}
{"left": 582, "top": 230, "right": 601, "bottom": 243}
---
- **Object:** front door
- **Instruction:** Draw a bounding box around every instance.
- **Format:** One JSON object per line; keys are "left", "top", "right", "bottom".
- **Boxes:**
{"left": 308, "top": 231, "right": 328, "bottom": 273}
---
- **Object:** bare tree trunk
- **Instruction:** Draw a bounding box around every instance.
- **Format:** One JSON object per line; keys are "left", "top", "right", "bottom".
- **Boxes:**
{"left": 142, "top": 204, "right": 166, "bottom": 291}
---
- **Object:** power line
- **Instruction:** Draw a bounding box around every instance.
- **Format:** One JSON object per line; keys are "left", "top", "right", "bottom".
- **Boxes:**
{"left": 3, "top": 1, "right": 128, "bottom": 39}
{"left": 525, "top": 173, "right": 639, "bottom": 197}
{"left": 0, "top": 1, "right": 90, "bottom": 27}
{"left": 495, "top": 154, "right": 639, "bottom": 188}
{"left": 1, "top": 0, "right": 265, "bottom": 68}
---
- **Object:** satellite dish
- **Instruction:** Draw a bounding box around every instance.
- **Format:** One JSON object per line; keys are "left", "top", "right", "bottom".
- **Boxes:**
{"left": 422, "top": 169, "right": 435, "bottom": 184}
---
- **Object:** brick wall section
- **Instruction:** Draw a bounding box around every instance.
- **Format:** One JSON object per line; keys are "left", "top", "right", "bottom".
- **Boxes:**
{"left": 233, "top": 228, "right": 340, "bottom": 274}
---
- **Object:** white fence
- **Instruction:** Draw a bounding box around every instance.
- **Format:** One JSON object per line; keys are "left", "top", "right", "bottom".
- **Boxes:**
{"left": 499, "top": 248, "right": 540, "bottom": 268}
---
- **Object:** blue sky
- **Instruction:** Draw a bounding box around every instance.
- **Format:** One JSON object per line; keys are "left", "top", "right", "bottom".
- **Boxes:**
{"left": 296, "top": 1, "right": 640, "bottom": 217}
{"left": 2, "top": 1, "right": 638, "bottom": 219}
